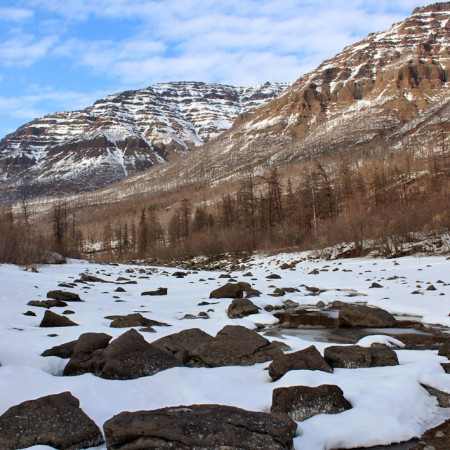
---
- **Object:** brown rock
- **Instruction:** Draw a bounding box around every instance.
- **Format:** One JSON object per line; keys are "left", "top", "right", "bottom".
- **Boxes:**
{"left": 39, "top": 310, "right": 78, "bottom": 327}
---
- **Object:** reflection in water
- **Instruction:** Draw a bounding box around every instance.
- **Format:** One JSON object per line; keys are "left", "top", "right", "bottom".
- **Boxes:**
{"left": 267, "top": 308, "right": 449, "bottom": 349}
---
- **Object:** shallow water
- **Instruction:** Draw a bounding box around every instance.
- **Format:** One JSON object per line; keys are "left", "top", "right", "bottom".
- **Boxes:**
{"left": 267, "top": 308, "right": 450, "bottom": 349}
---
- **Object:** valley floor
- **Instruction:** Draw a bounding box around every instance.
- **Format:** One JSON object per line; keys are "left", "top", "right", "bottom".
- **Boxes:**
{"left": 0, "top": 252, "right": 449, "bottom": 449}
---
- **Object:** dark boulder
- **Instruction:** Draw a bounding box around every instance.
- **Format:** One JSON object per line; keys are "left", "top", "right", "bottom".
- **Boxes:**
{"left": 210, "top": 283, "right": 245, "bottom": 299}
{"left": 228, "top": 298, "right": 260, "bottom": 318}
{"left": 42, "top": 339, "right": 78, "bottom": 358}
{"left": 28, "top": 299, "right": 68, "bottom": 308}
{"left": 152, "top": 328, "right": 214, "bottom": 364}
{"left": 0, "top": 392, "right": 104, "bottom": 449}
{"left": 141, "top": 287, "right": 167, "bottom": 296}
{"left": 271, "top": 384, "right": 352, "bottom": 422}
{"left": 63, "top": 332, "right": 112, "bottom": 376}
{"left": 95, "top": 329, "right": 181, "bottom": 379}
{"left": 39, "top": 310, "right": 78, "bottom": 327}
{"left": 268, "top": 345, "right": 333, "bottom": 381}
{"left": 103, "top": 404, "right": 297, "bottom": 450}
{"left": 324, "top": 345, "right": 399, "bottom": 368}
{"left": 338, "top": 305, "right": 397, "bottom": 328}
{"left": 191, "top": 325, "right": 283, "bottom": 367}
{"left": 106, "top": 313, "right": 170, "bottom": 328}
{"left": 47, "top": 290, "right": 82, "bottom": 302}
{"left": 210, "top": 282, "right": 261, "bottom": 299}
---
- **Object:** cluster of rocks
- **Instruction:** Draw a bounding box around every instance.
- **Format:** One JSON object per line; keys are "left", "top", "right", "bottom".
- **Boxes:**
{"left": 0, "top": 392, "right": 299, "bottom": 449}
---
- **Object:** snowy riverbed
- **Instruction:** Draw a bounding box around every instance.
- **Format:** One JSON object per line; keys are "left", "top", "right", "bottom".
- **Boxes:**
{"left": 0, "top": 253, "right": 449, "bottom": 449}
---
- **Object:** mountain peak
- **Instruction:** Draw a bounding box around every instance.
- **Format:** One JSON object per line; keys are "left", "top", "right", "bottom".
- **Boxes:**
{"left": 413, "top": 1, "right": 450, "bottom": 14}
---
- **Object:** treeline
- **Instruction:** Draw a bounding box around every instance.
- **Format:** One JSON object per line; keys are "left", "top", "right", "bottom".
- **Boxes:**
{"left": 90, "top": 147, "right": 450, "bottom": 260}
{"left": 0, "top": 146, "right": 448, "bottom": 265}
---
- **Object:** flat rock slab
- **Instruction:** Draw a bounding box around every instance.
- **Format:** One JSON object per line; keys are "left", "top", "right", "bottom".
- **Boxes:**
{"left": 79, "top": 273, "right": 108, "bottom": 282}
{"left": 103, "top": 404, "right": 297, "bottom": 449}
{"left": 42, "top": 339, "right": 78, "bottom": 358}
{"left": 141, "top": 287, "right": 167, "bottom": 296}
{"left": 324, "top": 345, "right": 399, "bottom": 368}
{"left": 47, "top": 290, "right": 83, "bottom": 302}
{"left": 268, "top": 345, "right": 333, "bottom": 381}
{"left": 106, "top": 313, "right": 170, "bottom": 328}
{"left": 421, "top": 384, "right": 450, "bottom": 408}
{"left": 191, "top": 325, "right": 283, "bottom": 367}
{"left": 338, "top": 305, "right": 396, "bottom": 328}
{"left": 271, "top": 384, "right": 352, "bottom": 422}
{"left": 39, "top": 310, "right": 78, "bottom": 327}
{"left": 28, "top": 299, "right": 68, "bottom": 308}
{"left": 411, "top": 418, "right": 450, "bottom": 449}
{"left": 228, "top": 298, "right": 260, "bottom": 318}
{"left": 0, "top": 391, "right": 104, "bottom": 449}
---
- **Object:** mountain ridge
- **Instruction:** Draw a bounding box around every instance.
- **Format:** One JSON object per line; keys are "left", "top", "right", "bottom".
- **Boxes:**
{"left": 0, "top": 81, "right": 290, "bottom": 199}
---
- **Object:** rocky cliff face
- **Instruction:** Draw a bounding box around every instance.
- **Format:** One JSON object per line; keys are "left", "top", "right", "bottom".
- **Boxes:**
{"left": 0, "top": 82, "right": 289, "bottom": 198}
{"left": 197, "top": 2, "right": 449, "bottom": 175}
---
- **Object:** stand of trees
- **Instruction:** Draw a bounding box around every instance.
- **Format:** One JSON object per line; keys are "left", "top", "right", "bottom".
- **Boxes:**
{"left": 1, "top": 145, "right": 448, "bottom": 265}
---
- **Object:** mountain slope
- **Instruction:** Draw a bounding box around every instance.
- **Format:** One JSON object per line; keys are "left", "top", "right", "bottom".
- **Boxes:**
{"left": 196, "top": 2, "right": 449, "bottom": 175}
{"left": 0, "top": 82, "right": 289, "bottom": 198}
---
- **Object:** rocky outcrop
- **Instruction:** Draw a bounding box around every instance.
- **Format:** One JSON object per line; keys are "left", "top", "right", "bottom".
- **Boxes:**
{"left": 271, "top": 384, "right": 352, "bottom": 422}
{"left": 324, "top": 345, "right": 399, "bottom": 368}
{"left": 0, "top": 392, "right": 104, "bottom": 449}
{"left": 103, "top": 404, "right": 297, "bottom": 449}
{"left": 268, "top": 345, "right": 333, "bottom": 381}
{"left": 0, "top": 82, "right": 289, "bottom": 201}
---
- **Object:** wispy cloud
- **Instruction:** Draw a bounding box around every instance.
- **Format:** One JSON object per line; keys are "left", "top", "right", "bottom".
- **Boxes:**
{"left": 0, "top": 0, "right": 424, "bottom": 137}
{"left": 0, "top": 35, "right": 58, "bottom": 66}
{"left": 0, "top": 7, "right": 34, "bottom": 22}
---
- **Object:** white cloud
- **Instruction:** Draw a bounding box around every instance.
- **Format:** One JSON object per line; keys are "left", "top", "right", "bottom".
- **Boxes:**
{"left": 0, "top": 7, "right": 33, "bottom": 22}
{"left": 0, "top": 35, "right": 58, "bottom": 66}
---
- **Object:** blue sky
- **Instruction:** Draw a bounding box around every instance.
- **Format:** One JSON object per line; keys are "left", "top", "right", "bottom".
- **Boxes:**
{"left": 0, "top": 0, "right": 422, "bottom": 139}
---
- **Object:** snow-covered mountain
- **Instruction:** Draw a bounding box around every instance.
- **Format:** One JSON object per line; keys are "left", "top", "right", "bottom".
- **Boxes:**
{"left": 63, "top": 1, "right": 448, "bottom": 207}
{"left": 0, "top": 82, "right": 289, "bottom": 199}
{"left": 189, "top": 2, "right": 450, "bottom": 176}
